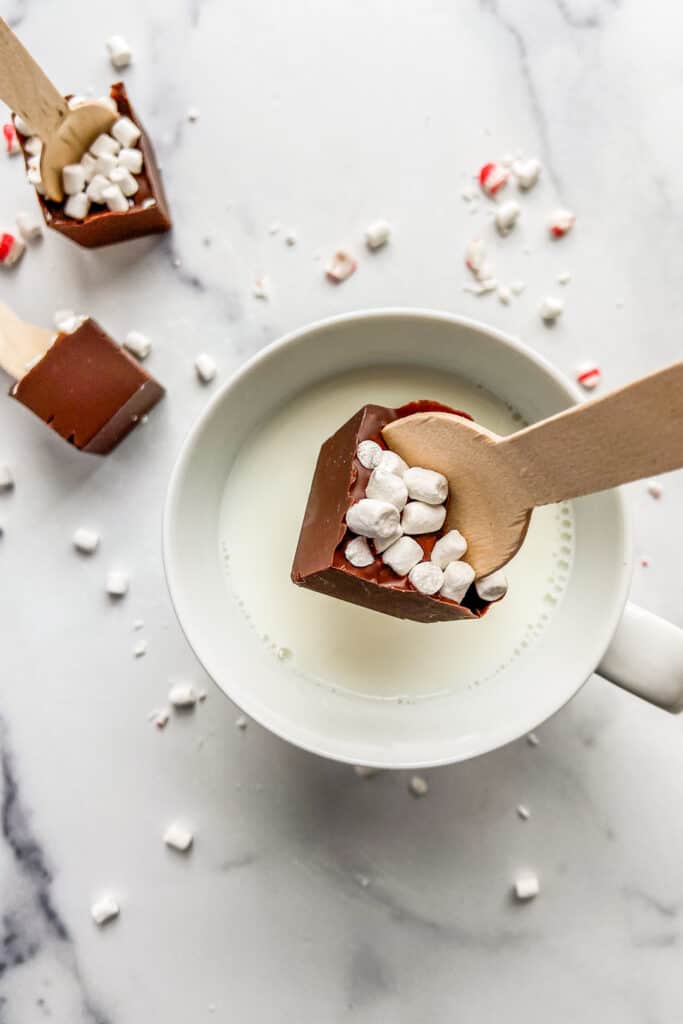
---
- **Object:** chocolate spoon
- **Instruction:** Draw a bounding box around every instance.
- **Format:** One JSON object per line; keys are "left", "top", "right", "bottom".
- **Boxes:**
{"left": 383, "top": 362, "right": 683, "bottom": 578}
{"left": 0, "top": 18, "right": 115, "bottom": 201}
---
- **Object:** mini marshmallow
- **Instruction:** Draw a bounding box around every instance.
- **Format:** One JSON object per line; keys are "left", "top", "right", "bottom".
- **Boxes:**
{"left": 195, "top": 353, "right": 217, "bottom": 383}
{"left": 557, "top": 270, "right": 571, "bottom": 285}
{"left": 498, "top": 285, "right": 512, "bottom": 304}
{"left": 13, "top": 114, "right": 30, "bottom": 135}
{"left": 62, "top": 163, "right": 86, "bottom": 195}
{"left": 381, "top": 536, "right": 423, "bottom": 576}
{"left": 0, "top": 465, "right": 14, "bottom": 490}
{"left": 517, "top": 804, "right": 531, "bottom": 821}
{"left": 133, "top": 640, "right": 147, "bottom": 658}
{"left": 354, "top": 765, "right": 380, "bottom": 778}
{"left": 55, "top": 311, "right": 85, "bottom": 334}
{"left": 0, "top": 231, "right": 25, "bottom": 266}
{"left": 90, "top": 133, "right": 120, "bottom": 159}
{"left": 344, "top": 536, "right": 375, "bottom": 568}
{"left": 403, "top": 466, "right": 448, "bottom": 505}
{"left": 325, "top": 249, "right": 357, "bottom": 283}
{"left": 495, "top": 200, "right": 521, "bottom": 235}
{"left": 510, "top": 280, "right": 526, "bottom": 295}
{"left": 284, "top": 230, "right": 297, "bottom": 246}
{"left": 409, "top": 775, "right": 429, "bottom": 797}
{"left": 548, "top": 209, "right": 575, "bottom": 238}
{"left": 475, "top": 569, "right": 508, "bottom": 602}
{"left": 346, "top": 498, "right": 400, "bottom": 540}
{"left": 91, "top": 894, "right": 120, "bottom": 926}
{"left": 431, "top": 530, "right": 468, "bottom": 568}
{"left": 24, "top": 135, "right": 42, "bottom": 156}
{"left": 514, "top": 871, "right": 540, "bottom": 901}
{"left": 86, "top": 174, "right": 110, "bottom": 204}
{"left": 356, "top": 439, "right": 383, "bottom": 469}
{"left": 124, "top": 330, "right": 152, "bottom": 360}
{"left": 109, "top": 166, "right": 138, "bottom": 197}
{"left": 98, "top": 95, "right": 119, "bottom": 114}
{"left": 376, "top": 450, "right": 408, "bottom": 477}
{"left": 479, "top": 162, "right": 509, "bottom": 196}
{"left": 527, "top": 732, "right": 540, "bottom": 747}
{"left": 64, "top": 192, "right": 91, "bottom": 221}
{"left": 94, "top": 152, "right": 118, "bottom": 177}
{"left": 164, "top": 823, "right": 194, "bottom": 852}
{"left": 16, "top": 210, "right": 43, "bottom": 241}
{"left": 409, "top": 561, "right": 444, "bottom": 595}
{"left": 539, "top": 296, "right": 564, "bottom": 322}
{"left": 440, "top": 560, "right": 475, "bottom": 604}
{"left": 647, "top": 479, "right": 662, "bottom": 499}
{"left": 117, "top": 147, "right": 144, "bottom": 174}
{"left": 106, "top": 570, "right": 129, "bottom": 597}
{"left": 102, "top": 184, "right": 128, "bottom": 213}
{"left": 366, "top": 468, "right": 408, "bottom": 510}
{"left": 576, "top": 361, "right": 601, "bottom": 390}
{"left": 365, "top": 219, "right": 391, "bottom": 249}
{"left": 3, "top": 123, "right": 19, "bottom": 155}
{"left": 73, "top": 527, "right": 100, "bottom": 554}
{"left": 26, "top": 165, "right": 42, "bottom": 189}
{"left": 111, "top": 116, "right": 141, "bottom": 148}
{"left": 373, "top": 528, "right": 403, "bottom": 554}
{"left": 512, "top": 158, "right": 542, "bottom": 190}
{"left": 106, "top": 34, "right": 132, "bottom": 69}
{"left": 401, "top": 501, "right": 446, "bottom": 535}
{"left": 235, "top": 715, "right": 248, "bottom": 730}
{"left": 67, "top": 95, "right": 87, "bottom": 109}
{"left": 168, "top": 682, "right": 198, "bottom": 708}
{"left": 187, "top": 107, "right": 201, "bottom": 122}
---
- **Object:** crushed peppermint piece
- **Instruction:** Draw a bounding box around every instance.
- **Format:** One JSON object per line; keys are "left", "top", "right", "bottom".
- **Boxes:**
{"left": 641, "top": 557, "right": 650, "bottom": 568}
{"left": 365, "top": 219, "right": 391, "bottom": 250}
{"left": 195, "top": 353, "right": 217, "bottom": 384}
{"left": 187, "top": 107, "right": 201, "bottom": 122}
{"left": 133, "top": 640, "right": 147, "bottom": 658}
{"left": 576, "top": 362, "right": 601, "bottom": 390}
{"left": 151, "top": 708, "right": 170, "bottom": 729}
{"left": 284, "top": 230, "right": 298, "bottom": 246}
{"left": 647, "top": 480, "right": 662, "bottom": 499}
{"left": 0, "top": 231, "right": 25, "bottom": 267}
{"left": 495, "top": 200, "right": 521, "bottom": 235}
{"left": 557, "top": 270, "right": 571, "bottom": 285}
{"left": 461, "top": 183, "right": 477, "bottom": 202}
{"left": 325, "top": 249, "right": 357, "bottom": 283}
{"left": 516, "top": 804, "right": 531, "bottom": 821}
{"left": 3, "top": 123, "right": 20, "bottom": 155}
{"left": 16, "top": 210, "right": 43, "bottom": 241}
{"left": 91, "top": 893, "right": 120, "bottom": 926}
{"left": 354, "top": 765, "right": 380, "bottom": 779}
{"left": 106, "top": 570, "right": 129, "bottom": 596}
{"left": 512, "top": 158, "right": 542, "bottom": 190}
{"left": 0, "top": 465, "right": 14, "bottom": 491}
{"left": 514, "top": 871, "right": 540, "bottom": 901}
{"left": 253, "top": 276, "right": 270, "bottom": 299}
{"left": 548, "top": 209, "right": 575, "bottom": 238}
{"left": 465, "top": 238, "right": 486, "bottom": 276}
{"left": 409, "top": 775, "right": 429, "bottom": 797}
{"left": 73, "top": 527, "right": 99, "bottom": 553}
{"left": 164, "top": 822, "right": 194, "bottom": 852}
{"left": 498, "top": 285, "right": 512, "bottom": 304}
{"left": 539, "top": 296, "right": 564, "bottom": 322}
{"left": 168, "top": 682, "right": 198, "bottom": 708}
{"left": 235, "top": 715, "right": 248, "bottom": 730}
{"left": 479, "top": 162, "right": 510, "bottom": 196}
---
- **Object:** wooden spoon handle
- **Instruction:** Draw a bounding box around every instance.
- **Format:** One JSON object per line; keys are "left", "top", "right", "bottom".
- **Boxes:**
{"left": 0, "top": 18, "right": 67, "bottom": 138}
{"left": 500, "top": 361, "right": 683, "bottom": 506}
{"left": 0, "top": 301, "right": 54, "bottom": 381}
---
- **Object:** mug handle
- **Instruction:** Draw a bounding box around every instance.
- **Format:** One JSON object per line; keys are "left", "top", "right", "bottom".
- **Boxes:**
{"left": 597, "top": 603, "right": 683, "bottom": 713}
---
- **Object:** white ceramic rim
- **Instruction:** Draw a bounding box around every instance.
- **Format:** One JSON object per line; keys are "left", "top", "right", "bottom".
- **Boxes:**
{"left": 163, "top": 307, "right": 633, "bottom": 767}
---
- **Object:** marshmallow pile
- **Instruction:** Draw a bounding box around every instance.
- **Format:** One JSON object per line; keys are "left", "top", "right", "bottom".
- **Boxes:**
{"left": 344, "top": 438, "right": 507, "bottom": 606}
{"left": 17, "top": 98, "right": 145, "bottom": 221}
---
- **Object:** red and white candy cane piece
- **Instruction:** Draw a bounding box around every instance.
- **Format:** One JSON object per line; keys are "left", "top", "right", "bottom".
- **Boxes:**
{"left": 2, "top": 123, "right": 20, "bottom": 156}
{"left": 465, "top": 238, "right": 486, "bottom": 275}
{"left": 548, "top": 208, "right": 575, "bottom": 238}
{"left": 576, "top": 361, "right": 601, "bottom": 390}
{"left": 325, "top": 249, "right": 357, "bottom": 283}
{"left": 479, "top": 162, "right": 510, "bottom": 196}
{"left": 0, "top": 231, "right": 25, "bottom": 266}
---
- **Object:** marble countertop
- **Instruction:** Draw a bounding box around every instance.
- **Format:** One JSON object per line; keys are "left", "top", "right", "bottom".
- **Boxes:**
{"left": 2, "top": 1, "right": 683, "bottom": 1020}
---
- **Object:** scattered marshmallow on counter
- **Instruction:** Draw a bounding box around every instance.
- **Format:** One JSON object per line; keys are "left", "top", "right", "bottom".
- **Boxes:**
{"left": 0, "top": 231, "right": 25, "bottom": 267}
{"left": 326, "top": 249, "right": 357, "bottom": 283}
{"left": 3, "top": 123, "right": 20, "bottom": 155}
{"left": 344, "top": 536, "right": 375, "bottom": 568}
{"left": 0, "top": 465, "right": 14, "bottom": 491}
{"left": 164, "top": 823, "right": 194, "bottom": 852}
{"left": 195, "top": 353, "right": 217, "bottom": 383}
{"left": 403, "top": 467, "right": 448, "bottom": 505}
{"left": 539, "top": 296, "right": 564, "bottom": 323}
{"left": 440, "top": 560, "right": 475, "bottom": 604}
{"left": 366, "top": 468, "right": 408, "bottom": 510}
{"left": 548, "top": 209, "right": 575, "bottom": 238}
{"left": 124, "top": 330, "right": 152, "bottom": 360}
{"left": 498, "top": 285, "right": 512, "bottom": 305}
{"left": 402, "top": 501, "right": 446, "bottom": 535}
{"left": 346, "top": 498, "right": 400, "bottom": 540}
{"left": 91, "top": 893, "right": 120, "bottom": 926}
{"left": 356, "top": 439, "right": 383, "bottom": 469}
{"left": 513, "top": 871, "right": 540, "bottom": 901}
{"left": 516, "top": 804, "right": 531, "bottom": 821}
{"left": 512, "top": 158, "right": 542, "bottom": 190}
{"left": 16, "top": 210, "right": 43, "bottom": 241}
{"left": 495, "top": 200, "right": 521, "bottom": 236}
{"left": 354, "top": 764, "right": 380, "bottom": 778}
{"left": 253, "top": 276, "right": 270, "bottom": 299}
{"left": 168, "top": 682, "right": 199, "bottom": 708}
{"left": 479, "top": 162, "right": 509, "bottom": 196}
{"left": 409, "top": 775, "right": 429, "bottom": 797}
{"left": 431, "top": 529, "right": 467, "bottom": 569}
{"left": 576, "top": 361, "right": 601, "bottom": 390}
{"left": 527, "top": 732, "right": 540, "bottom": 747}
{"left": 557, "top": 270, "right": 571, "bottom": 285}
{"left": 187, "top": 107, "right": 201, "bottom": 123}
{"left": 365, "top": 219, "right": 391, "bottom": 250}
{"left": 73, "top": 527, "right": 100, "bottom": 554}
{"left": 376, "top": 450, "right": 408, "bottom": 477}
{"left": 235, "top": 715, "right": 248, "bottom": 730}
{"left": 133, "top": 640, "right": 147, "bottom": 658}
{"left": 106, "top": 34, "right": 132, "bottom": 69}
{"left": 475, "top": 569, "right": 508, "bottom": 602}
{"left": 409, "top": 561, "right": 444, "bottom": 595}
{"left": 106, "top": 570, "right": 129, "bottom": 596}
{"left": 382, "top": 536, "right": 423, "bottom": 576}
{"left": 647, "top": 479, "right": 662, "bottom": 499}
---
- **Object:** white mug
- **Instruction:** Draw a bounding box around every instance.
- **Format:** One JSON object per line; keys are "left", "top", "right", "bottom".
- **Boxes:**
{"left": 163, "top": 309, "right": 683, "bottom": 768}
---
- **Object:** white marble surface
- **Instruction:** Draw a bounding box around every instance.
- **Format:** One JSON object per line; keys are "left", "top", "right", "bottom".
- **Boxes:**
{"left": 1, "top": 1, "right": 683, "bottom": 1020}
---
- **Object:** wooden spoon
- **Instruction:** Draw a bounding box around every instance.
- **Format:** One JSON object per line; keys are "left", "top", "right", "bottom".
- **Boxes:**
{"left": 0, "top": 301, "right": 55, "bottom": 381}
{"left": 0, "top": 18, "right": 115, "bottom": 201}
{"left": 383, "top": 362, "right": 683, "bottom": 579}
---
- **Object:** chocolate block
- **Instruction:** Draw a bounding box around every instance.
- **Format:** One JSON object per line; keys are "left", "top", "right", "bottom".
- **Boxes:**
{"left": 292, "top": 401, "right": 495, "bottom": 623}
{"left": 15, "top": 83, "right": 171, "bottom": 248}
{"left": 11, "top": 318, "right": 164, "bottom": 453}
